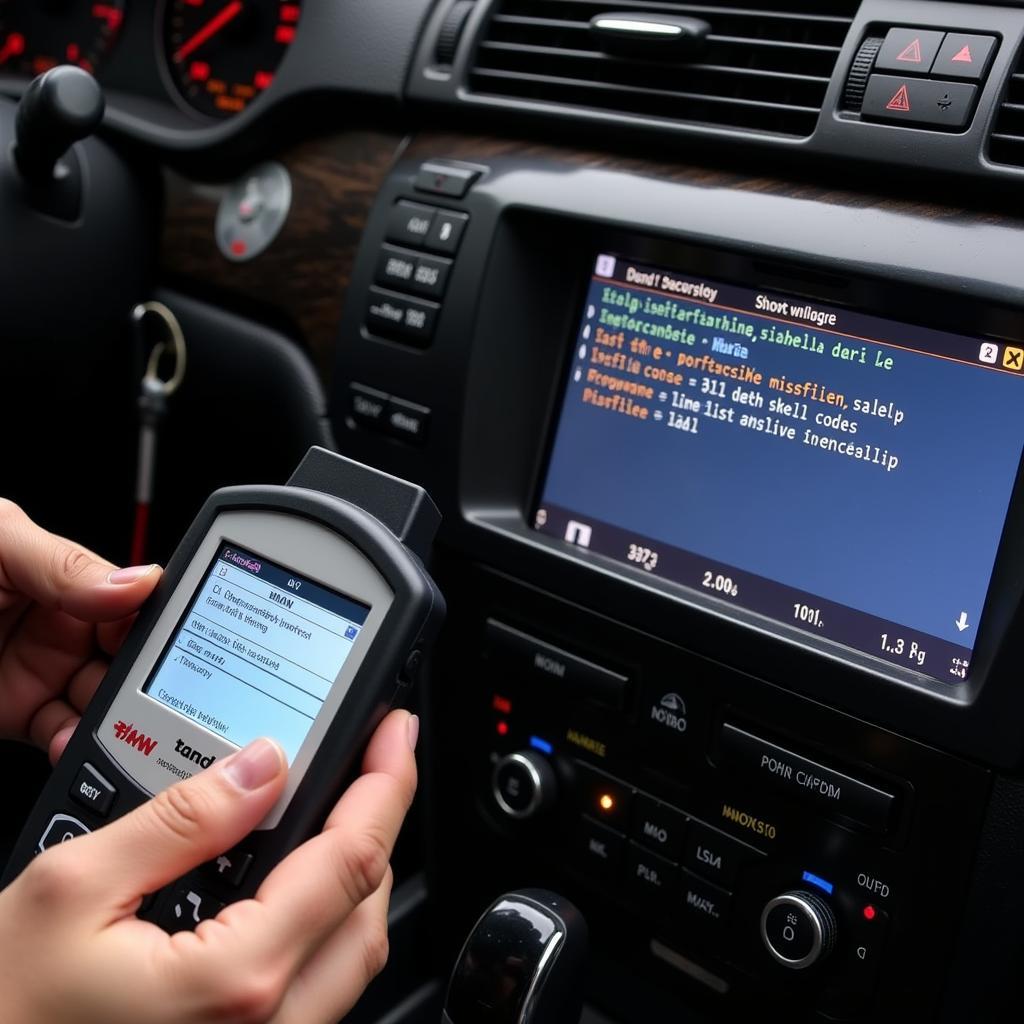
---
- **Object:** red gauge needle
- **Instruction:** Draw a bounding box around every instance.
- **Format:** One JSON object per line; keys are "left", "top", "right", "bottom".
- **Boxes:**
{"left": 173, "top": 0, "right": 243, "bottom": 63}
{"left": 0, "top": 32, "right": 26, "bottom": 66}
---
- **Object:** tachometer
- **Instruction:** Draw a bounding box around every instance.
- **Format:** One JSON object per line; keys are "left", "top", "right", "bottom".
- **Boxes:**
{"left": 0, "top": 1, "right": 126, "bottom": 77}
{"left": 161, "top": 0, "right": 300, "bottom": 119}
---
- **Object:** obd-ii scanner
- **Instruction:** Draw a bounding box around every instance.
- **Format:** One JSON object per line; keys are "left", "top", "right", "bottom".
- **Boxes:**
{"left": 1, "top": 448, "right": 444, "bottom": 931}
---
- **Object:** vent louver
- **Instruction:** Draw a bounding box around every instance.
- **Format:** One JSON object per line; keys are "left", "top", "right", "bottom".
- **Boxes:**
{"left": 467, "top": 0, "right": 859, "bottom": 137}
{"left": 990, "top": 48, "right": 1024, "bottom": 168}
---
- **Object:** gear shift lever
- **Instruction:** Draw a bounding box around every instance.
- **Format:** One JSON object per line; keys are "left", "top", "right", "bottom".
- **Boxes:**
{"left": 443, "top": 889, "right": 587, "bottom": 1024}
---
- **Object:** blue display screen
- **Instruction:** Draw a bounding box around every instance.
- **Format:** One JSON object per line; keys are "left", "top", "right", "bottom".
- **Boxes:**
{"left": 534, "top": 254, "right": 1024, "bottom": 682}
{"left": 144, "top": 544, "right": 369, "bottom": 760}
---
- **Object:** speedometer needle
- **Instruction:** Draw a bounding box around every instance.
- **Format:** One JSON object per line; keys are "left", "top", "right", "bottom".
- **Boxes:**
{"left": 173, "top": 0, "right": 243, "bottom": 63}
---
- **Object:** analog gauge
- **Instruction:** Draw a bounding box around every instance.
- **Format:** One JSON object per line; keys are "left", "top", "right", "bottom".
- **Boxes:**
{"left": 161, "top": 0, "right": 300, "bottom": 119}
{"left": 0, "top": 1, "right": 126, "bottom": 77}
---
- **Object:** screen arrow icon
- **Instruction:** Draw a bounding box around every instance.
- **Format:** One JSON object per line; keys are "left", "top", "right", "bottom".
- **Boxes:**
{"left": 955, "top": 612, "right": 970, "bottom": 632}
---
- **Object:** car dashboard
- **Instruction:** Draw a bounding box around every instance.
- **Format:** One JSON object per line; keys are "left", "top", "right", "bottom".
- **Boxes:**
{"left": 3, "top": 1, "right": 1024, "bottom": 1022}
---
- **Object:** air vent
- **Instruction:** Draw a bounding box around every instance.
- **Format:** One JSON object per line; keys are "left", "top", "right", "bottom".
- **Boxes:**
{"left": 989, "top": 48, "right": 1024, "bottom": 168}
{"left": 468, "top": 0, "right": 859, "bottom": 137}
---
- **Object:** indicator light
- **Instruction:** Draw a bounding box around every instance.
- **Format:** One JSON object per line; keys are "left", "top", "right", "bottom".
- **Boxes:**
{"left": 801, "top": 870, "right": 834, "bottom": 895}
{"left": 529, "top": 735, "right": 553, "bottom": 755}
{"left": 492, "top": 695, "right": 512, "bottom": 715}
{"left": 598, "top": 793, "right": 615, "bottom": 812}
{"left": 863, "top": 904, "right": 877, "bottom": 921}
{"left": 496, "top": 720, "right": 509, "bottom": 737}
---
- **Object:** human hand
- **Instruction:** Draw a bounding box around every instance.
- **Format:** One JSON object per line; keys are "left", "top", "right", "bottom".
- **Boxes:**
{"left": 0, "top": 708, "right": 419, "bottom": 1024}
{"left": 0, "top": 499, "right": 161, "bottom": 763}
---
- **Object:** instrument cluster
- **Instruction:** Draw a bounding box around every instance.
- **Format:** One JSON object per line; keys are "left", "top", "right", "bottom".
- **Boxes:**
{"left": 0, "top": 0, "right": 302, "bottom": 121}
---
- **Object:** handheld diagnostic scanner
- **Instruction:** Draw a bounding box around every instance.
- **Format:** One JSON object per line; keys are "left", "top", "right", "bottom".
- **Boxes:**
{"left": 0, "top": 448, "right": 444, "bottom": 931}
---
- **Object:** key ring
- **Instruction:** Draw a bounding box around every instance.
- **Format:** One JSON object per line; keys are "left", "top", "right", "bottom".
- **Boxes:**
{"left": 132, "top": 301, "right": 187, "bottom": 397}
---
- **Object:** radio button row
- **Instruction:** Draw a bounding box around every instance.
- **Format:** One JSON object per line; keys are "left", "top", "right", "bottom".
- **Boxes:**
{"left": 365, "top": 287, "right": 439, "bottom": 345}
{"left": 346, "top": 384, "right": 430, "bottom": 448}
{"left": 70, "top": 762, "right": 116, "bottom": 817}
{"left": 718, "top": 722, "right": 895, "bottom": 832}
{"left": 375, "top": 244, "right": 452, "bottom": 300}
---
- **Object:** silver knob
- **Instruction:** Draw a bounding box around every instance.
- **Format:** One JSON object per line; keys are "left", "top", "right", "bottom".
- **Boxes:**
{"left": 491, "top": 751, "right": 556, "bottom": 820}
{"left": 760, "top": 890, "right": 837, "bottom": 970}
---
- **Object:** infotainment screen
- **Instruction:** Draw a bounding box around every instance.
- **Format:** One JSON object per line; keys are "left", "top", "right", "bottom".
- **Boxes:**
{"left": 534, "top": 253, "right": 1024, "bottom": 682}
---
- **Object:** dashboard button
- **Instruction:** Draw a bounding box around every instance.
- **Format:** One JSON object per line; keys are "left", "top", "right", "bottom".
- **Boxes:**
{"left": 160, "top": 885, "right": 224, "bottom": 933}
{"left": 485, "top": 619, "right": 629, "bottom": 709}
{"left": 874, "top": 28, "right": 945, "bottom": 74}
{"left": 682, "top": 821, "right": 759, "bottom": 888}
{"left": 575, "top": 761, "right": 632, "bottom": 830}
{"left": 576, "top": 816, "right": 625, "bottom": 883}
{"left": 761, "top": 890, "right": 836, "bottom": 970}
{"left": 365, "top": 287, "right": 439, "bottom": 345}
{"left": 637, "top": 682, "right": 692, "bottom": 774}
{"left": 719, "top": 722, "right": 895, "bottom": 832}
{"left": 408, "top": 252, "right": 452, "bottom": 299}
{"left": 69, "top": 763, "right": 116, "bottom": 817}
{"left": 425, "top": 209, "right": 469, "bottom": 254}
{"left": 386, "top": 201, "right": 436, "bottom": 248}
{"left": 625, "top": 841, "right": 677, "bottom": 913}
{"left": 347, "top": 383, "right": 390, "bottom": 430}
{"left": 415, "top": 161, "right": 481, "bottom": 198}
{"left": 862, "top": 74, "right": 976, "bottom": 130}
{"left": 386, "top": 397, "right": 431, "bottom": 445}
{"left": 932, "top": 33, "right": 997, "bottom": 81}
{"left": 38, "top": 812, "right": 90, "bottom": 852}
{"left": 679, "top": 870, "right": 731, "bottom": 932}
{"left": 375, "top": 244, "right": 418, "bottom": 290}
{"left": 633, "top": 794, "right": 686, "bottom": 860}
{"left": 202, "top": 848, "right": 253, "bottom": 888}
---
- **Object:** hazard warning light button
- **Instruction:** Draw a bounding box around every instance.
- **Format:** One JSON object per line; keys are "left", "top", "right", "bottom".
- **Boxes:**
{"left": 875, "top": 28, "right": 945, "bottom": 74}
{"left": 862, "top": 74, "right": 977, "bottom": 130}
{"left": 932, "top": 33, "right": 997, "bottom": 82}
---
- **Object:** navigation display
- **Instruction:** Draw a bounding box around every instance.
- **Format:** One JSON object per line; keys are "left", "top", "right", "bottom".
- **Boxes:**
{"left": 534, "top": 253, "right": 1024, "bottom": 681}
{"left": 143, "top": 544, "right": 369, "bottom": 760}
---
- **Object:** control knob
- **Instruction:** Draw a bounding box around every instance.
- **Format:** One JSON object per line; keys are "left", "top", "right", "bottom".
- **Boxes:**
{"left": 760, "top": 890, "right": 837, "bottom": 970}
{"left": 492, "top": 750, "right": 556, "bottom": 820}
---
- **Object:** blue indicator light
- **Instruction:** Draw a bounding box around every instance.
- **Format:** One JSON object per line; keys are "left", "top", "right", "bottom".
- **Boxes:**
{"left": 529, "top": 735, "right": 554, "bottom": 755}
{"left": 802, "top": 870, "right": 834, "bottom": 895}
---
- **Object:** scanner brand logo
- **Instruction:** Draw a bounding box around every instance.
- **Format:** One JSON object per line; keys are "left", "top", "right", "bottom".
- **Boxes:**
{"left": 175, "top": 738, "right": 218, "bottom": 769}
{"left": 113, "top": 720, "right": 158, "bottom": 756}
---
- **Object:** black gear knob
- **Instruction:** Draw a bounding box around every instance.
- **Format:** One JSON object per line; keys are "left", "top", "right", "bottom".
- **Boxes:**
{"left": 14, "top": 65, "right": 104, "bottom": 182}
{"left": 443, "top": 889, "right": 587, "bottom": 1024}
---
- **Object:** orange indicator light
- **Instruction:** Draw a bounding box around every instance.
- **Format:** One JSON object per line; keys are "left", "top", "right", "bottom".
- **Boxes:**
{"left": 599, "top": 793, "right": 615, "bottom": 812}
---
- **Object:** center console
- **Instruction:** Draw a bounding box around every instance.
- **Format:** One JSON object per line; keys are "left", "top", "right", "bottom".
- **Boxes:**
{"left": 328, "top": 140, "right": 1024, "bottom": 1021}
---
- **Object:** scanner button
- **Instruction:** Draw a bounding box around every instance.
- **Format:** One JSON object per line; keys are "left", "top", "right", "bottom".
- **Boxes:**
{"left": 160, "top": 885, "right": 225, "bottom": 932}
{"left": 70, "top": 762, "right": 116, "bottom": 817}
{"left": 202, "top": 848, "right": 253, "bottom": 888}
{"left": 38, "top": 812, "right": 91, "bottom": 852}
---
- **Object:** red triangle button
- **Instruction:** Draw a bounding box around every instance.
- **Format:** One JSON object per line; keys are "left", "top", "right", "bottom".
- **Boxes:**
{"left": 951, "top": 44, "right": 973, "bottom": 63}
{"left": 886, "top": 84, "right": 912, "bottom": 112}
{"left": 896, "top": 38, "right": 923, "bottom": 63}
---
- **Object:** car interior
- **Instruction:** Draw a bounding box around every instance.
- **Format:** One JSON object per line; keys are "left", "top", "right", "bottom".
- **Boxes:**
{"left": 3, "top": 0, "right": 1024, "bottom": 1021}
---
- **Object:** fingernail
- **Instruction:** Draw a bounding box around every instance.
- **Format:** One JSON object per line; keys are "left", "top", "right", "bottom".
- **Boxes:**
{"left": 107, "top": 564, "right": 157, "bottom": 585}
{"left": 407, "top": 714, "right": 420, "bottom": 753}
{"left": 222, "top": 738, "right": 286, "bottom": 791}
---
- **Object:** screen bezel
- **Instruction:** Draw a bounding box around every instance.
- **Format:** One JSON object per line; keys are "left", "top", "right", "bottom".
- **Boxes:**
{"left": 457, "top": 208, "right": 1024, "bottom": 764}
{"left": 528, "top": 248, "right": 1018, "bottom": 685}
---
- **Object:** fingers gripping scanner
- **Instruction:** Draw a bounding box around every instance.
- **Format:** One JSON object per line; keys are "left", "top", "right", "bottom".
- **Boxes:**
{"left": 1, "top": 448, "right": 444, "bottom": 931}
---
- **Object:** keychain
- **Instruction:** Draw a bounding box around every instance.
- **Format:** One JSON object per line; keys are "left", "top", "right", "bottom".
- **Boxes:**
{"left": 131, "top": 301, "right": 187, "bottom": 565}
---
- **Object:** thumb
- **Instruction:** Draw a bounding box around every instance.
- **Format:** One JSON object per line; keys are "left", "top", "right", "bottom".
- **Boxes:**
{"left": 71, "top": 738, "right": 287, "bottom": 909}
{"left": 0, "top": 499, "right": 160, "bottom": 620}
